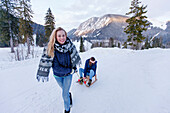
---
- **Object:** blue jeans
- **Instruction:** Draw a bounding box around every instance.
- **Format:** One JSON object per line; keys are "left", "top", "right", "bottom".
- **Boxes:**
{"left": 79, "top": 68, "right": 95, "bottom": 80}
{"left": 54, "top": 74, "right": 72, "bottom": 111}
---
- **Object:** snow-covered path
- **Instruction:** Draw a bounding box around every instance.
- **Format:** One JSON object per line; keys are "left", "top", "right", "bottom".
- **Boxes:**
{"left": 0, "top": 48, "right": 170, "bottom": 113}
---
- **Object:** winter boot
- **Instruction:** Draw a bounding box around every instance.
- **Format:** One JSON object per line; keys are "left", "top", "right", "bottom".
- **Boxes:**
{"left": 65, "top": 109, "right": 70, "bottom": 113}
{"left": 69, "top": 92, "right": 72, "bottom": 107}
{"left": 80, "top": 77, "right": 83, "bottom": 84}
{"left": 87, "top": 79, "right": 92, "bottom": 87}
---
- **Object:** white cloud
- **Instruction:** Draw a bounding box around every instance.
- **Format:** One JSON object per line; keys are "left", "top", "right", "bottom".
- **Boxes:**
{"left": 31, "top": 0, "right": 170, "bottom": 32}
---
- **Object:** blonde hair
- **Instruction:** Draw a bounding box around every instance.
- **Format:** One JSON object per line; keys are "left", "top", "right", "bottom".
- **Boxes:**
{"left": 47, "top": 27, "right": 67, "bottom": 57}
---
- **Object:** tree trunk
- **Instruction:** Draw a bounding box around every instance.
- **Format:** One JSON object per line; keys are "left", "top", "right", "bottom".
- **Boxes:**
{"left": 8, "top": 20, "right": 14, "bottom": 53}
{"left": 27, "top": 37, "right": 30, "bottom": 54}
{"left": 10, "top": 37, "right": 14, "bottom": 53}
{"left": 136, "top": 41, "right": 138, "bottom": 50}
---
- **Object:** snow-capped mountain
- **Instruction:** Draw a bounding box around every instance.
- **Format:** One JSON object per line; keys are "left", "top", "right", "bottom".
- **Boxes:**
{"left": 165, "top": 21, "right": 170, "bottom": 32}
{"left": 161, "top": 21, "right": 170, "bottom": 44}
{"left": 147, "top": 18, "right": 167, "bottom": 30}
{"left": 68, "top": 14, "right": 170, "bottom": 45}
{"left": 74, "top": 14, "right": 128, "bottom": 36}
{"left": 70, "top": 14, "right": 129, "bottom": 41}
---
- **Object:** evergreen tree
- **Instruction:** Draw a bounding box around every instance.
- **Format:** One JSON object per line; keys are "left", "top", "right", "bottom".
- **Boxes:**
{"left": 123, "top": 42, "right": 127, "bottom": 48}
{"left": 36, "top": 33, "right": 45, "bottom": 47}
{"left": 35, "top": 33, "right": 40, "bottom": 46}
{"left": 152, "top": 38, "right": 158, "bottom": 48}
{"left": 100, "top": 42, "right": 103, "bottom": 47}
{"left": 0, "top": 7, "right": 9, "bottom": 47}
{"left": 0, "top": 0, "right": 18, "bottom": 52}
{"left": 44, "top": 8, "right": 55, "bottom": 43}
{"left": 18, "top": 0, "right": 33, "bottom": 54}
{"left": 152, "top": 37, "right": 163, "bottom": 48}
{"left": 144, "top": 37, "right": 150, "bottom": 49}
{"left": 159, "top": 36, "right": 163, "bottom": 48}
{"left": 118, "top": 42, "right": 121, "bottom": 48}
{"left": 109, "top": 38, "right": 114, "bottom": 47}
{"left": 80, "top": 37, "right": 85, "bottom": 52}
{"left": 124, "top": 0, "right": 150, "bottom": 50}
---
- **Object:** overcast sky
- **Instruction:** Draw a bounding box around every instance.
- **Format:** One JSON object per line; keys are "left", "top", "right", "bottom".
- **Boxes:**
{"left": 31, "top": 0, "right": 170, "bottom": 31}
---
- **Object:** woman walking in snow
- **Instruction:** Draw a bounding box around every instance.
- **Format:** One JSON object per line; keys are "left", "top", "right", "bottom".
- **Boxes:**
{"left": 36, "top": 27, "right": 81, "bottom": 113}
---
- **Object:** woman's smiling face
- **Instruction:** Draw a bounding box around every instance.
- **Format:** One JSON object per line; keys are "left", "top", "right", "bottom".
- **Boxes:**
{"left": 56, "top": 30, "right": 66, "bottom": 45}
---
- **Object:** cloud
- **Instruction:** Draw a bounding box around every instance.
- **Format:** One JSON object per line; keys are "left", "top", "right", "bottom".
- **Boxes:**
{"left": 142, "top": 0, "right": 170, "bottom": 21}
{"left": 55, "top": 0, "right": 130, "bottom": 31}
{"left": 32, "top": 0, "right": 170, "bottom": 31}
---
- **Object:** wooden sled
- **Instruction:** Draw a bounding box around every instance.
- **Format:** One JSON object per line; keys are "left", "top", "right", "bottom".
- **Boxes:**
{"left": 83, "top": 74, "right": 97, "bottom": 87}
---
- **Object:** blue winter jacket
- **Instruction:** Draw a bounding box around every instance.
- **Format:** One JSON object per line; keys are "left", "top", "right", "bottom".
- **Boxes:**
{"left": 84, "top": 59, "right": 97, "bottom": 77}
{"left": 52, "top": 50, "right": 72, "bottom": 77}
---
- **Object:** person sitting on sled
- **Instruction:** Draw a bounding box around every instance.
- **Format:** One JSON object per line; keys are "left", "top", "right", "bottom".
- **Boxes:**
{"left": 79, "top": 57, "right": 97, "bottom": 86}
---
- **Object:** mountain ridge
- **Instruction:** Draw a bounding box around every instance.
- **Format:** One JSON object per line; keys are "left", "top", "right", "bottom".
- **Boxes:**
{"left": 74, "top": 14, "right": 128, "bottom": 36}
{"left": 68, "top": 13, "right": 170, "bottom": 46}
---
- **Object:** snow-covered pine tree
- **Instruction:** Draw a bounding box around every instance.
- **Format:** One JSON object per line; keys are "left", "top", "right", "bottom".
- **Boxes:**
{"left": 0, "top": 0, "right": 18, "bottom": 52}
{"left": 18, "top": 0, "right": 33, "bottom": 55}
{"left": 124, "top": 0, "right": 150, "bottom": 50}
{"left": 44, "top": 8, "right": 55, "bottom": 43}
